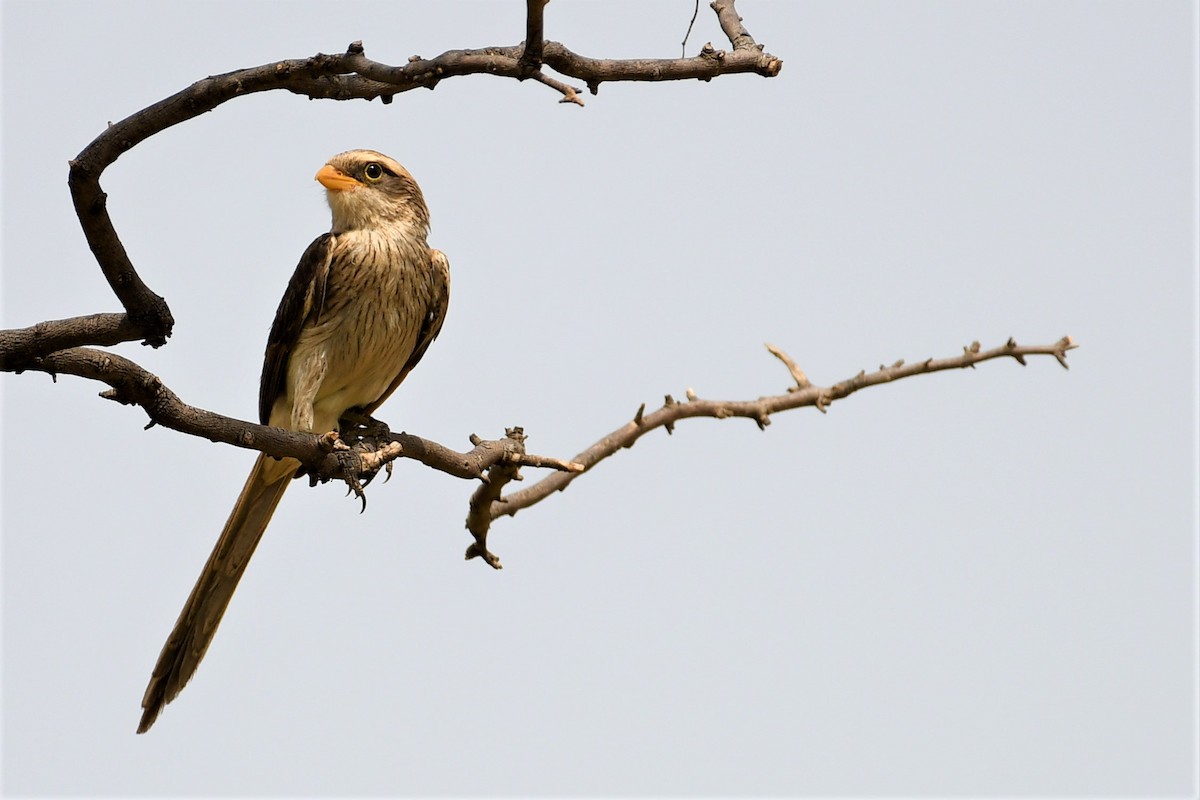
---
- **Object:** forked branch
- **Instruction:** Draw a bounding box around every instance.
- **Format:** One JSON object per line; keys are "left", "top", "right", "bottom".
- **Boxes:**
{"left": 0, "top": 0, "right": 779, "bottom": 363}
{"left": 488, "top": 336, "right": 1078, "bottom": 521}
{"left": 15, "top": 335, "right": 1076, "bottom": 568}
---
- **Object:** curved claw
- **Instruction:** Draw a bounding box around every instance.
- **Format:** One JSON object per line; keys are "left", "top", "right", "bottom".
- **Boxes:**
{"left": 334, "top": 449, "right": 367, "bottom": 512}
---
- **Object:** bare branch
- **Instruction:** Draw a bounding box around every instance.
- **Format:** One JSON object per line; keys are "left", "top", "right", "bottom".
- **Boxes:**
{"left": 463, "top": 428, "right": 528, "bottom": 570}
{"left": 765, "top": 342, "right": 812, "bottom": 390}
{"left": 0, "top": 313, "right": 144, "bottom": 370}
{"left": 382, "top": 430, "right": 575, "bottom": 481}
{"left": 543, "top": 40, "right": 781, "bottom": 95}
{"left": 490, "top": 337, "right": 1078, "bottom": 519}
{"left": 518, "top": 453, "right": 586, "bottom": 473}
{"left": 15, "top": 330, "right": 1077, "bottom": 569}
{"left": 530, "top": 70, "right": 586, "bottom": 105}
{"left": 519, "top": 0, "right": 548, "bottom": 72}
{"left": 1, "top": 2, "right": 781, "bottom": 367}
{"left": 65, "top": 49, "right": 364, "bottom": 349}
{"left": 711, "top": 0, "right": 759, "bottom": 51}
{"left": 19, "top": 347, "right": 553, "bottom": 497}
{"left": 31, "top": 347, "right": 369, "bottom": 472}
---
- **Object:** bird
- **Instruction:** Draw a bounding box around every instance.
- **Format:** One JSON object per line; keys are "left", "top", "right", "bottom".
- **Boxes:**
{"left": 137, "top": 150, "right": 450, "bottom": 733}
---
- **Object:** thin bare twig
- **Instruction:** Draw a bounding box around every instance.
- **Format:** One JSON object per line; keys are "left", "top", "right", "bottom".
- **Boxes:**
{"left": 765, "top": 342, "right": 811, "bottom": 390}
{"left": 682, "top": 0, "right": 701, "bottom": 57}
{"left": 491, "top": 336, "right": 1078, "bottom": 519}
{"left": 530, "top": 71, "right": 585, "bottom": 105}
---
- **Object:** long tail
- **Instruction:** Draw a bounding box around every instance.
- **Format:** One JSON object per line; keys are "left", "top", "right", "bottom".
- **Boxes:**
{"left": 138, "top": 453, "right": 297, "bottom": 733}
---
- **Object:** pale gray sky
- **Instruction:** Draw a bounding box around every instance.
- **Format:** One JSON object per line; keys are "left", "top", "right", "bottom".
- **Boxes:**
{"left": 2, "top": 1, "right": 1196, "bottom": 796}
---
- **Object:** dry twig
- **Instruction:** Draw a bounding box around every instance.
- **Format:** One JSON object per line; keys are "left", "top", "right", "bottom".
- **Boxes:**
{"left": 488, "top": 337, "right": 1078, "bottom": 524}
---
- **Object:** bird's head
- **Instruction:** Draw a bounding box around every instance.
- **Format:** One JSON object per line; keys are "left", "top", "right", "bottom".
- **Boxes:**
{"left": 316, "top": 149, "right": 429, "bottom": 234}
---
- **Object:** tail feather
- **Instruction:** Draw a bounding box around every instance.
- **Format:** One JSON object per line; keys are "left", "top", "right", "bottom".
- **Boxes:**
{"left": 138, "top": 453, "right": 297, "bottom": 733}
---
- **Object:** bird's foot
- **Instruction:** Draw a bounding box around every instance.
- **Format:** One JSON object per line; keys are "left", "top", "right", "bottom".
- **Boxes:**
{"left": 339, "top": 411, "right": 392, "bottom": 444}
{"left": 338, "top": 412, "right": 395, "bottom": 487}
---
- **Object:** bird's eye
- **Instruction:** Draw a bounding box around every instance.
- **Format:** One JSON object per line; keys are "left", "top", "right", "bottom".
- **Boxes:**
{"left": 363, "top": 163, "right": 384, "bottom": 183}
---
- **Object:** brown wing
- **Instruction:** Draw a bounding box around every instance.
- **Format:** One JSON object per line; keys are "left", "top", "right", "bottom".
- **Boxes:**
{"left": 363, "top": 248, "right": 450, "bottom": 415}
{"left": 258, "top": 233, "right": 334, "bottom": 425}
